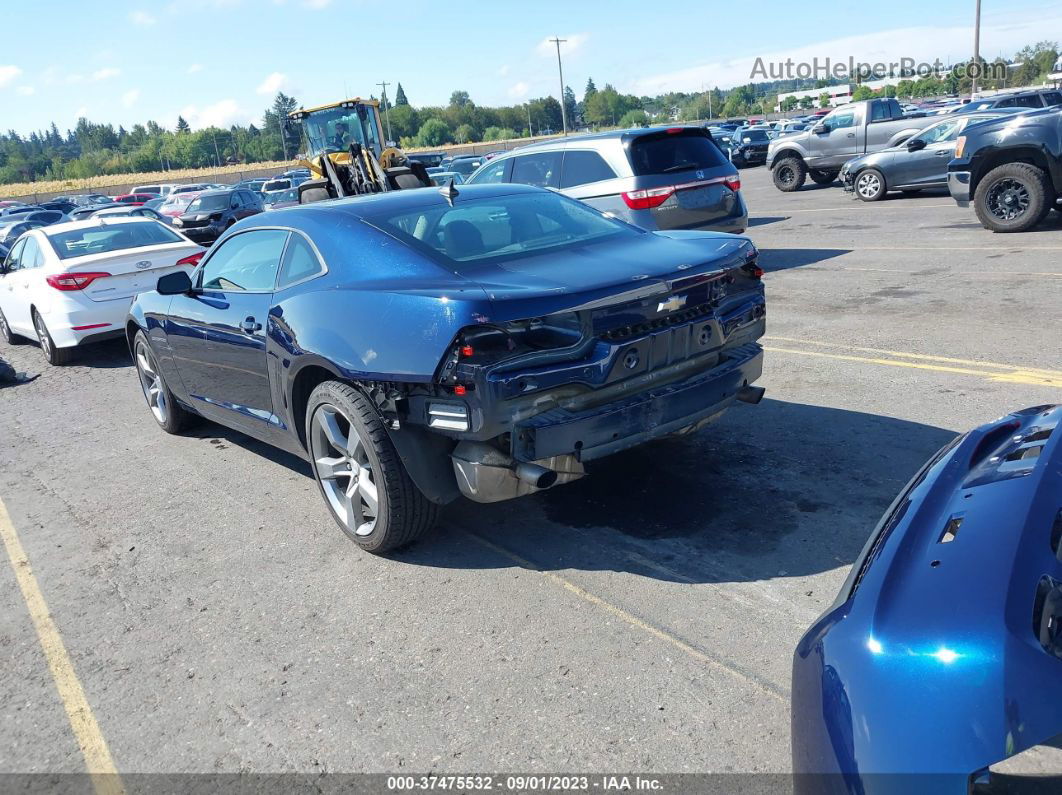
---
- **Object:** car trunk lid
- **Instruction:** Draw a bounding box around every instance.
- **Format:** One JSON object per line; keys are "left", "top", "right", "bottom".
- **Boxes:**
{"left": 64, "top": 242, "right": 203, "bottom": 302}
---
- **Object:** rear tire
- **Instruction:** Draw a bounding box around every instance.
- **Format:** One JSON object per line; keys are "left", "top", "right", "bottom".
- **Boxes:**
{"left": 32, "top": 310, "right": 73, "bottom": 366}
{"left": 306, "top": 381, "right": 438, "bottom": 553}
{"left": 854, "top": 168, "right": 887, "bottom": 201}
{"left": 974, "top": 163, "right": 1052, "bottom": 233}
{"left": 134, "top": 330, "right": 192, "bottom": 434}
{"left": 0, "top": 307, "right": 23, "bottom": 345}
{"left": 772, "top": 157, "right": 807, "bottom": 192}
{"left": 809, "top": 169, "right": 839, "bottom": 185}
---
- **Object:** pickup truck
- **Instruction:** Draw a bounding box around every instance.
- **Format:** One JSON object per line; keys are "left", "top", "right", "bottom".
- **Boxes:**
{"left": 767, "top": 98, "right": 938, "bottom": 192}
{"left": 947, "top": 106, "right": 1062, "bottom": 232}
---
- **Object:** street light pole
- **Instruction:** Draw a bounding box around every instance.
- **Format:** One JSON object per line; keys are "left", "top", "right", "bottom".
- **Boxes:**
{"left": 550, "top": 36, "right": 568, "bottom": 135}
{"left": 377, "top": 81, "right": 393, "bottom": 143}
{"left": 971, "top": 0, "right": 982, "bottom": 96}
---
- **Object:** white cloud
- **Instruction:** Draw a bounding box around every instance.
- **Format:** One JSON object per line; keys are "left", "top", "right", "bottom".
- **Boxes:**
{"left": 180, "top": 99, "right": 250, "bottom": 129}
{"left": 15, "top": 85, "right": 35, "bottom": 96}
{"left": 122, "top": 89, "right": 141, "bottom": 108}
{"left": 187, "top": 63, "right": 204, "bottom": 74}
{"left": 74, "top": 106, "right": 88, "bottom": 120}
{"left": 497, "top": 64, "right": 511, "bottom": 77}
{"left": 130, "top": 10, "right": 157, "bottom": 26}
{"left": 66, "top": 73, "right": 85, "bottom": 85}
{"left": 629, "top": 13, "right": 1062, "bottom": 95}
{"left": 0, "top": 65, "right": 22, "bottom": 88}
{"left": 304, "top": 0, "right": 332, "bottom": 7}
{"left": 536, "top": 33, "right": 589, "bottom": 58}
{"left": 92, "top": 67, "right": 121, "bottom": 81}
{"left": 256, "top": 71, "right": 290, "bottom": 95}
{"left": 507, "top": 81, "right": 530, "bottom": 99}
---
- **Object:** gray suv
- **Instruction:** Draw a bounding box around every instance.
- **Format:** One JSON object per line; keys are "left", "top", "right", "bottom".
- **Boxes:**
{"left": 465, "top": 127, "right": 747, "bottom": 234}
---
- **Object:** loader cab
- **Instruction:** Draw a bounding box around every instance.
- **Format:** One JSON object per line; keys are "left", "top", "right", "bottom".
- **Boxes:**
{"left": 289, "top": 99, "right": 385, "bottom": 161}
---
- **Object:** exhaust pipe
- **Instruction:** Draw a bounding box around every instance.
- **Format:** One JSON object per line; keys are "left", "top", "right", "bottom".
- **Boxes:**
{"left": 514, "top": 462, "right": 558, "bottom": 489}
{"left": 736, "top": 385, "right": 766, "bottom": 405}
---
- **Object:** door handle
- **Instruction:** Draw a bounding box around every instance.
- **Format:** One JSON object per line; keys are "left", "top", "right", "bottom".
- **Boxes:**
{"left": 846, "top": 133, "right": 856, "bottom": 138}
{"left": 935, "top": 151, "right": 950, "bottom": 157}
{"left": 240, "top": 316, "right": 262, "bottom": 333}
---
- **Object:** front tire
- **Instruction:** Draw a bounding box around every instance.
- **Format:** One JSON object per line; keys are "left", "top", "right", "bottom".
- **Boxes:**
{"left": 974, "top": 163, "right": 1053, "bottom": 233}
{"left": 854, "top": 168, "right": 887, "bottom": 201}
{"left": 772, "top": 157, "right": 807, "bottom": 192}
{"left": 134, "top": 330, "right": 192, "bottom": 434}
{"left": 809, "top": 169, "right": 839, "bottom": 185}
{"left": 307, "top": 381, "right": 438, "bottom": 553}
{"left": 32, "top": 310, "right": 73, "bottom": 365}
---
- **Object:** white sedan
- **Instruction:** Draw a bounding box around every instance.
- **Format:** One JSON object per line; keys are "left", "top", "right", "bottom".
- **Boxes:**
{"left": 0, "top": 218, "right": 204, "bottom": 365}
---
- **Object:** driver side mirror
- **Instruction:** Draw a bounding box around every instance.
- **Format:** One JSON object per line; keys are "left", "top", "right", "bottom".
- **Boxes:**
{"left": 906, "top": 137, "right": 927, "bottom": 151}
{"left": 813, "top": 123, "right": 829, "bottom": 134}
{"left": 157, "top": 270, "right": 193, "bottom": 295}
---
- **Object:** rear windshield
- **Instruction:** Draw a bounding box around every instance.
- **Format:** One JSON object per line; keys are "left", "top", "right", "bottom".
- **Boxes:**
{"left": 366, "top": 192, "right": 639, "bottom": 269}
{"left": 263, "top": 180, "right": 291, "bottom": 191}
{"left": 735, "top": 130, "right": 770, "bottom": 142}
{"left": 47, "top": 222, "right": 182, "bottom": 260}
{"left": 629, "top": 130, "right": 728, "bottom": 175}
{"left": 187, "top": 194, "right": 230, "bottom": 212}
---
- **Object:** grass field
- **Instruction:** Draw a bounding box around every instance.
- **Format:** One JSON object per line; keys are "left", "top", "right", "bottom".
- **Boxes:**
{"left": 1, "top": 160, "right": 295, "bottom": 199}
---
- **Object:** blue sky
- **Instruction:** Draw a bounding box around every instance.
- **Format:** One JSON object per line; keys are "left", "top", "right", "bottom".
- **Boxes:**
{"left": 3, "top": 0, "right": 1060, "bottom": 136}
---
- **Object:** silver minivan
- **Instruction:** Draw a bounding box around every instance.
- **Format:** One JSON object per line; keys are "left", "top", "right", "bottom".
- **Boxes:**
{"left": 465, "top": 127, "right": 747, "bottom": 234}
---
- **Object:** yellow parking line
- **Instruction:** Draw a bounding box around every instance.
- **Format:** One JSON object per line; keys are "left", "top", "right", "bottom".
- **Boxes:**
{"left": 461, "top": 530, "right": 787, "bottom": 702}
{"left": 763, "top": 336, "right": 1062, "bottom": 377}
{"left": 0, "top": 498, "right": 124, "bottom": 795}
{"left": 764, "top": 346, "right": 1061, "bottom": 387}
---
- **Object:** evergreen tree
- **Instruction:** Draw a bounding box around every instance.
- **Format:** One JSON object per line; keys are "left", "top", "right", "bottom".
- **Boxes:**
{"left": 394, "top": 83, "right": 409, "bottom": 106}
{"left": 584, "top": 77, "right": 597, "bottom": 102}
{"left": 176, "top": 116, "right": 190, "bottom": 134}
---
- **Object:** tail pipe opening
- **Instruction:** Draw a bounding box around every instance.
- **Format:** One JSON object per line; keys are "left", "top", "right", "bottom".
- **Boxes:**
{"left": 737, "top": 385, "right": 766, "bottom": 405}
{"left": 514, "top": 462, "right": 558, "bottom": 490}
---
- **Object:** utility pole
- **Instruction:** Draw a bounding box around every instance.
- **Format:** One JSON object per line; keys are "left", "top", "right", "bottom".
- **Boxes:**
{"left": 526, "top": 103, "right": 533, "bottom": 137}
{"left": 550, "top": 36, "right": 568, "bottom": 135}
{"left": 211, "top": 131, "right": 221, "bottom": 166}
{"left": 971, "top": 0, "right": 982, "bottom": 96}
{"left": 377, "top": 81, "right": 393, "bottom": 143}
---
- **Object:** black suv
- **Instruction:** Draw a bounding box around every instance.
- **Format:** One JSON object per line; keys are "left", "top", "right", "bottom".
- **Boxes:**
{"left": 948, "top": 107, "right": 1062, "bottom": 232}
{"left": 172, "top": 189, "right": 263, "bottom": 244}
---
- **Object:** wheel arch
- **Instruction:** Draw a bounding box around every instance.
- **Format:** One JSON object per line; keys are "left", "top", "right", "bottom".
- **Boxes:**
{"left": 970, "top": 147, "right": 1052, "bottom": 197}
{"left": 772, "top": 149, "right": 805, "bottom": 167}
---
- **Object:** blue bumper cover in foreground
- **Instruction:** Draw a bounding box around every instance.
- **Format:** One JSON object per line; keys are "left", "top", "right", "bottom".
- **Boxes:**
{"left": 792, "top": 404, "right": 1062, "bottom": 794}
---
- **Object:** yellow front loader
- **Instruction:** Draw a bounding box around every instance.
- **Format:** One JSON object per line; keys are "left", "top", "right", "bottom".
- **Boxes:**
{"left": 286, "top": 98, "right": 432, "bottom": 203}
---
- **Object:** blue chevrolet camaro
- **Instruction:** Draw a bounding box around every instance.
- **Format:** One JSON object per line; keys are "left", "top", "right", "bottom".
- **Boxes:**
{"left": 127, "top": 183, "right": 767, "bottom": 552}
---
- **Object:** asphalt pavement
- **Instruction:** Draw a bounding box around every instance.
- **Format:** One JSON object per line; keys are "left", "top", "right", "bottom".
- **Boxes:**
{"left": 1, "top": 169, "right": 1060, "bottom": 783}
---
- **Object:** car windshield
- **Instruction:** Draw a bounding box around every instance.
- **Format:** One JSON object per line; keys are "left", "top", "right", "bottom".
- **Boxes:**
{"left": 263, "top": 180, "right": 291, "bottom": 192}
{"left": 367, "top": 192, "right": 639, "bottom": 269}
{"left": 298, "top": 104, "right": 383, "bottom": 157}
{"left": 47, "top": 222, "right": 182, "bottom": 260}
{"left": 266, "top": 188, "right": 299, "bottom": 203}
{"left": 911, "top": 117, "right": 966, "bottom": 145}
{"left": 187, "top": 194, "right": 230, "bottom": 212}
{"left": 737, "top": 130, "right": 770, "bottom": 142}
{"left": 629, "top": 130, "right": 728, "bottom": 175}
{"left": 163, "top": 194, "right": 194, "bottom": 208}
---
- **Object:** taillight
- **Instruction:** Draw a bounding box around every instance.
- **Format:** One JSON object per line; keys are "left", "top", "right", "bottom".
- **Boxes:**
{"left": 46, "top": 272, "right": 110, "bottom": 291}
{"left": 725, "top": 175, "right": 741, "bottom": 192}
{"left": 622, "top": 186, "right": 675, "bottom": 210}
{"left": 177, "top": 251, "right": 205, "bottom": 268}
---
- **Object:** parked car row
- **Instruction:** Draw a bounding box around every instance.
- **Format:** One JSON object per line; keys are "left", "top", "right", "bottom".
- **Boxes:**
{"left": 764, "top": 95, "right": 1062, "bottom": 232}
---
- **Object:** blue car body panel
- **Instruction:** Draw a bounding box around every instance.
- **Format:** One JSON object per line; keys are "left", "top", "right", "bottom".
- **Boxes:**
{"left": 792, "top": 404, "right": 1062, "bottom": 794}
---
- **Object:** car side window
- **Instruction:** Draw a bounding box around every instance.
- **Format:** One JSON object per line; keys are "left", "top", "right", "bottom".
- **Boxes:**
{"left": 829, "top": 112, "right": 856, "bottom": 129}
{"left": 870, "top": 103, "right": 889, "bottom": 122}
{"left": 1045, "top": 92, "right": 1062, "bottom": 106}
{"left": 277, "top": 232, "right": 325, "bottom": 289}
{"left": 198, "top": 229, "right": 288, "bottom": 292}
{"left": 510, "top": 152, "right": 562, "bottom": 189}
{"left": 560, "top": 150, "right": 617, "bottom": 188}
{"left": 467, "top": 157, "right": 512, "bottom": 185}
{"left": 19, "top": 237, "right": 42, "bottom": 269}
{"left": 4, "top": 238, "right": 25, "bottom": 271}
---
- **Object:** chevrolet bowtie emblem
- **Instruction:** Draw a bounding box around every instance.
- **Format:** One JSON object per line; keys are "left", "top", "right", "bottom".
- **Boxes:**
{"left": 657, "top": 295, "right": 687, "bottom": 313}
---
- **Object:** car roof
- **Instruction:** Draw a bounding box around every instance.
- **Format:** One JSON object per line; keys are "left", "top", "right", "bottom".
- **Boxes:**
{"left": 38, "top": 216, "right": 161, "bottom": 235}
{"left": 194, "top": 188, "right": 235, "bottom": 197}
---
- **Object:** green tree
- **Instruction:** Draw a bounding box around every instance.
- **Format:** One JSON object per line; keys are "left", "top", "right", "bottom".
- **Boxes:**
{"left": 584, "top": 77, "right": 597, "bottom": 102}
{"left": 819, "top": 92, "right": 831, "bottom": 108}
{"left": 799, "top": 96, "right": 814, "bottom": 109}
{"left": 617, "top": 109, "right": 649, "bottom": 128}
{"left": 851, "top": 85, "right": 875, "bottom": 101}
{"left": 563, "top": 86, "right": 577, "bottom": 127}
{"left": 449, "top": 90, "right": 472, "bottom": 108}
{"left": 394, "top": 83, "right": 409, "bottom": 106}
{"left": 415, "top": 118, "right": 453, "bottom": 147}
{"left": 387, "top": 104, "right": 420, "bottom": 140}
{"left": 175, "top": 116, "right": 190, "bottom": 134}
{"left": 482, "top": 126, "right": 517, "bottom": 141}
{"left": 454, "top": 123, "right": 475, "bottom": 143}
{"left": 780, "top": 96, "right": 799, "bottom": 112}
